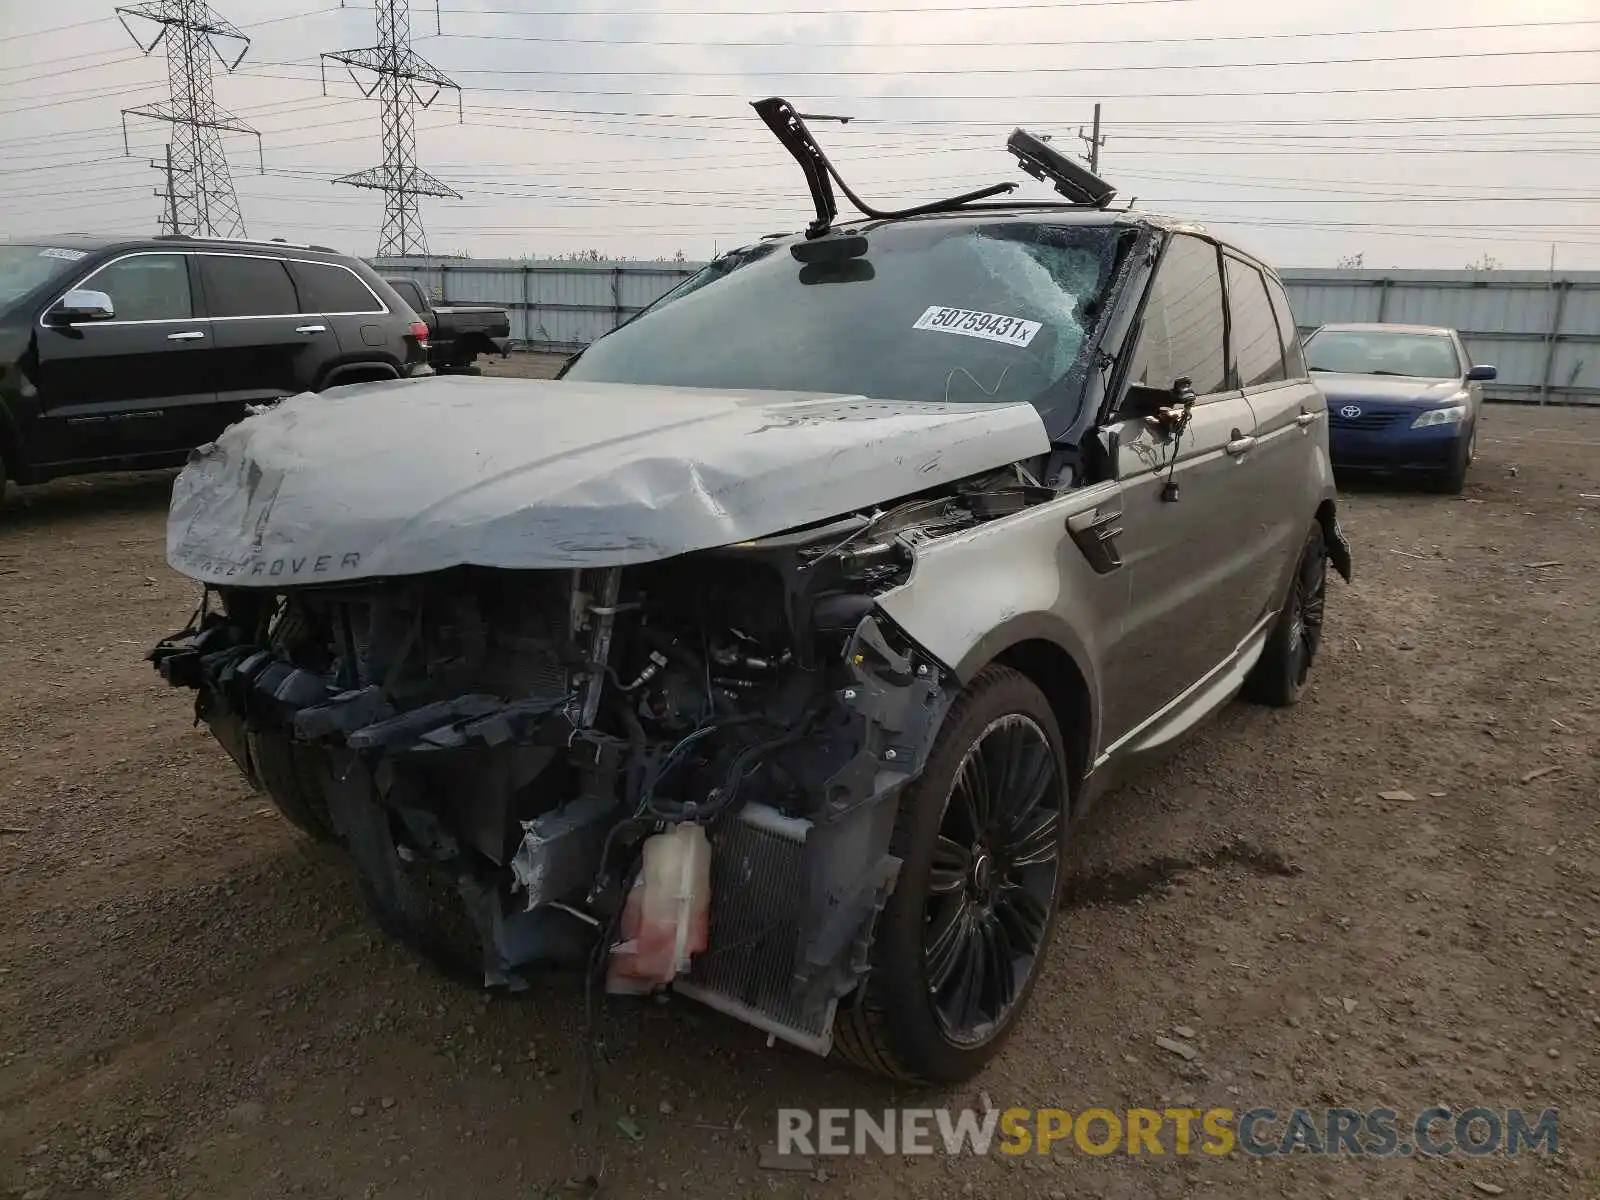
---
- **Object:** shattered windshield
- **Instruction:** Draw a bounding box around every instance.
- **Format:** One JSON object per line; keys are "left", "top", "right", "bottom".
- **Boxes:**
{"left": 565, "top": 221, "right": 1123, "bottom": 413}
{"left": 0, "top": 245, "right": 82, "bottom": 311}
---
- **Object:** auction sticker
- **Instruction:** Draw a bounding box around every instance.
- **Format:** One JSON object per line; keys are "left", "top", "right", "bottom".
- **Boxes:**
{"left": 913, "top": 305, "right": 1041, "bottom": 348}
{"left": 39, "top": 248, "right": 87, "bottom": 261}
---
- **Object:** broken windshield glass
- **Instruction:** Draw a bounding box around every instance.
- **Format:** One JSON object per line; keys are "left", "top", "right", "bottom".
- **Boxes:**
{"left": 564, "top": 221, "right": 1123, "bottom": 416}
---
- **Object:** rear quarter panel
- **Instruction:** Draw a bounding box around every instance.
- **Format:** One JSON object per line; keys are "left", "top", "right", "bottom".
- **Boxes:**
{"left": 1242, "top": 379, "right": 1334, "bottom": 615}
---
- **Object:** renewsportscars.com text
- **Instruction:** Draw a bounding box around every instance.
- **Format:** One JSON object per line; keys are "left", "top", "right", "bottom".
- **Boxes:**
{"left": 777, "top": 1106, "right": 1559, "bottom": 1158}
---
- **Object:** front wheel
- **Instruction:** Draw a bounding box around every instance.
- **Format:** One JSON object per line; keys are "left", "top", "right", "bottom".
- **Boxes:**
{"left": 1243, "top": 524, "right": 1328, "bottom": 708}
{"left": 834, "top": 665, "right": 1070, "bottom": 1083}
{"left": 1431, "top": 424, "right": 1473, "bottom": 494}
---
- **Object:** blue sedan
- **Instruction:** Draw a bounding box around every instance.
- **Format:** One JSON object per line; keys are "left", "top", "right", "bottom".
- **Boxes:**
{"left": 1305, "top": 322, "right": 1496, "bottom": 494}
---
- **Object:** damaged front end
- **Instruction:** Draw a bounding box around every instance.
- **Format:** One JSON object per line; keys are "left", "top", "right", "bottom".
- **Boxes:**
{"left": 150, "top": 496, "right": 1010, "bottom": 1054}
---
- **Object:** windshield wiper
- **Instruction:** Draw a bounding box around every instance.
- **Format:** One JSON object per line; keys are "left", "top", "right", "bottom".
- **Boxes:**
{"left": 752, "top": 97, "right": 1018, "bottom": 240}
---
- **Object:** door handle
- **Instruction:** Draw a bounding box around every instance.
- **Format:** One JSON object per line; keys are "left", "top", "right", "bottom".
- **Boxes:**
{"left": 1225, "top": 434, "right": 1257, "bottom": 456}
{"left": 295, "top": 324, "right": 327, "bottom": 334}
{"left": 167, "top": 330, "right": 205, "bottom": 341}
{"left": 1295, "top": 412, "right": 1320, "bottom": 427}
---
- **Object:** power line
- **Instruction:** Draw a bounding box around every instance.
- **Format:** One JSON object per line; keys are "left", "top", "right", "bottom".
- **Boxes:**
{"left": 439, "top": 0, "right": 1206, "bottom": 14}
{"left": 270, "top": 46, "right": 1600, "bottom": 78}
{"left": 0, "top": 17, "right": 108, "bottom": 44}
{"left": 233, "top": 65, "right": 1600, "bottom": 102}
{"left": 419, "top": 15, "right": 1600, "bottom": 50}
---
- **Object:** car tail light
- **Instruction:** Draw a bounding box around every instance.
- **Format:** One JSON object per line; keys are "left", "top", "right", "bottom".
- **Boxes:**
{"left": 409, "top": 320, "right": 429, "bottom": 345}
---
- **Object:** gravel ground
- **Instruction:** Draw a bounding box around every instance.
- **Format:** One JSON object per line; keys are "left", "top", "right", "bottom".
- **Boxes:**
{"left": 1, "top": 376, "right": 1597, "bottom": 1200}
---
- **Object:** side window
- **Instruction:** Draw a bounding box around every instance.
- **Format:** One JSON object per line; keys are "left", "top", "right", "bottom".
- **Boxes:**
{"left": 292, "top": 261, "right": 384, "bottom": 314}
{"left": 81, "top": 254, "right": 192, "bottom": 322}
{"left": 1262, "top": 273, "right": 1307, "bottom": 379}
{"left": 389, "top": 279, "right": 426, "bottom": 312}
{"left": 200, "top": 255, "right": 301, "bottom": 318}
{"left": 1126, "top": 234, "right": 1227, "bottom": 400}
{"left": 1224, "top": 256, "right": 1286, "bottom": 388}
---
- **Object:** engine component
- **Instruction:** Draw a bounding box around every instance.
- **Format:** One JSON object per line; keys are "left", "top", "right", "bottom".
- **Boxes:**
{"left": 606, "top": 823, "right": 712, "bottom": 994}
{"left": 510, "top": 794, "right": 623, "bottom": 910}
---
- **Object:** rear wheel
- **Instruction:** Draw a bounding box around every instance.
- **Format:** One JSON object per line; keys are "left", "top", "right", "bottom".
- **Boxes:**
{"left": 1243, "top": 524, "right": 1328, "bottom": 708}
{"left": 834, "top": 665, "right": 1069, "bottom": 1083}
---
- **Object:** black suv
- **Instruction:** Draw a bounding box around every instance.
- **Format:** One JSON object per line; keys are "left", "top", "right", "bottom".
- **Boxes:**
{"left": 0, "top": 234, "right": 429, "bottom": 495}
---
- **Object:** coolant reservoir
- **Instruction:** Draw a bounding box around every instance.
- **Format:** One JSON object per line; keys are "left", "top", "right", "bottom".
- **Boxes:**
{"left": 606, "top": 823, "right": 712, "bottom": 994}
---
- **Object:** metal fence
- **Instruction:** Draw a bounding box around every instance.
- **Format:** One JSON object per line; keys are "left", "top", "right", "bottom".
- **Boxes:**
{"left": 375, "top": 258, "right": 1598, "bottom": 406}
{"left": 374, "top": 257, "right": 698, "bottom": 352}
{"left": 1280, "top": 270, "right": 1599, "bottom": 406}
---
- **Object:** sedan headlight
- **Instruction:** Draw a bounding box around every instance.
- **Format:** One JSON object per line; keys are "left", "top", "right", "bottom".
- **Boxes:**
{"left": 1412, "top": 405, "right": 1467, "bottom": 429}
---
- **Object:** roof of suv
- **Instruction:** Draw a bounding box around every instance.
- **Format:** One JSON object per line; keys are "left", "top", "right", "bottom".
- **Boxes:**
{"left": 764, "top": 204, "right": 1286, "bottom": 278}
{"left": 10, "top": 233, "right": 351, "bottom": 260}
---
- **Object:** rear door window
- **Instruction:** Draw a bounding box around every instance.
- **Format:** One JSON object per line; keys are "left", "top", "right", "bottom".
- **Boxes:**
{"left": 81, "top": 253, "right": 193, "bottom": 322}
{"left": 1262, "top": 273, "right": 1307, "bottom": 380}
{"left": 200, "top": 255, "right": 301, "bottom": 318}
{"left": 1224, "top": 256, "right": 1287, "bottom": 388}
{"left": 1126, "top": 233, "right": 1228, "bottom": 399}
{"left": 388, "top": 279, "right": 427, "bottom": 313}
{"left": 292, "top": 261, "right": 384, "bottom": 314}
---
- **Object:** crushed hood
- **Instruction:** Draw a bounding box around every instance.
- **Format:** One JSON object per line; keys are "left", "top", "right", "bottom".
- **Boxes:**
{"left": 1313, "top": 374, "right": 1465, "bottom": 406}
{"left": 166, "top": 374, "right": 1050, "bottom": 586}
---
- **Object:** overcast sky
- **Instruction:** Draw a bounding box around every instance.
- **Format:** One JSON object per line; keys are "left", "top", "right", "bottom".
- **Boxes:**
{"left": 1, "top": 0, "right": 1596, "bottom": 268}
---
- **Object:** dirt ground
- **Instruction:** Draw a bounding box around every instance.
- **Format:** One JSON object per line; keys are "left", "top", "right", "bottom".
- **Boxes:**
{"left": 1, "top": 376, "right": 1597, "bottom": 1200}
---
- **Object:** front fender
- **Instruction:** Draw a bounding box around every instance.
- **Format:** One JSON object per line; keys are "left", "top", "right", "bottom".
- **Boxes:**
{"left": 873, "top": 483, "right": 1124, "bottom": 764}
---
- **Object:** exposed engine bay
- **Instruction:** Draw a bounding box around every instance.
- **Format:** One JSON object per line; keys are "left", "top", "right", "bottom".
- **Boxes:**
{"left": 151, "top": 467, "right": 1049, "bottom": 1053}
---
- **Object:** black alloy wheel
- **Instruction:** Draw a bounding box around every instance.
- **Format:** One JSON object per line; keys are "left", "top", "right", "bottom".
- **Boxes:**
{"left": 925, "top": 713, "right": 1063, "bottom": 1047}
{"left": 1244, "top": 523, "right": 1329, "bottom": 707}
{"left": 833, "top": 665, "right": 1071, "bottom": 1083}
{"left": 1284, "top": 538, "right": 1328, "bottom": 691}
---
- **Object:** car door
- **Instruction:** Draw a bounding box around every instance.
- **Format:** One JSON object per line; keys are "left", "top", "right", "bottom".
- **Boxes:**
{"left": 288, "top": 257, "right": 396, "bottom": 381}
{"left": 197, "top": 252, "right": 341, "bottom": 410}
{"left": 1098, "top": 233, "right": 1263, "bottom": 744}
{"left": 30, "top": 251, "right": 215, "bottom": 464}
{"left": 1222, "top": 254, "right": 1324, "bottom": 623}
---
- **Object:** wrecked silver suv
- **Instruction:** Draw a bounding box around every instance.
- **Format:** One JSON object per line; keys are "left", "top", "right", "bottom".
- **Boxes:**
{"left": 151, "top": 102, "right": 1351, "bottom": 1084}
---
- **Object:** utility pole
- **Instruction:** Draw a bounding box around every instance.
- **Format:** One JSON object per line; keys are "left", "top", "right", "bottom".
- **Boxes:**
{"left": 323, "top": 0, "right": 463, "bottom": 258}
{"left": 148, "top": 142, "right": 181, "bottom": 234}
{"left": 117, "top": 0, "right": 262, "bottom": 238}
{"left": 1078, "top": 103, "right": 1105, "bottom": 175}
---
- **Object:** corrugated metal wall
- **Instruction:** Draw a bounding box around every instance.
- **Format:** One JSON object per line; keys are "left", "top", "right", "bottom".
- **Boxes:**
{"left": 374, "top": 257, "right": 698, "bottom": 351}
{"left": 373, "top": 258, "right": 1598, "bottom": 405}
{"left": 1280, "top": 270, "right": 1598, "bottom": 405}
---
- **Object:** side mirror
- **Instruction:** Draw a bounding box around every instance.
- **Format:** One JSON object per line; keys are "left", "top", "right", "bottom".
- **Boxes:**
{"left": 1123, "top": 377, "right": 1196, "bottom": 434}
{"left": 1467, "top": 364, "right": 1497, "bottom": 382}
{"left": 50, "top": 289, "right": 115, "bottom": 325}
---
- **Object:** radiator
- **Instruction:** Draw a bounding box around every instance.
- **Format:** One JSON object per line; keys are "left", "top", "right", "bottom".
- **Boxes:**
{"left": 674, "top": 803, "right": 834, "bottom": 1055}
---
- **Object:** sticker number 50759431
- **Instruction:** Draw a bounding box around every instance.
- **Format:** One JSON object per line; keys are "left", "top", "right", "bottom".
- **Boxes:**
{"left": 913, "top": 305, "right": 1042, "bottom": 348}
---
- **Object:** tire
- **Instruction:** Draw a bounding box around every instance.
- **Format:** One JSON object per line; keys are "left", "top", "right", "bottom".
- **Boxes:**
{"left": 332, "top": 776, "right": 488, "bottom": 982}
{"left": 250, "top": 731, "right": 338, "bottom": 843}
{"left": 1431, "top": 426, "right": 1472, "bottom": 494}
{"left": 1243, "top": 524, "right": 1328, "bottom": 708}
{"left": 249, "top": 600, "right": 340, "bottom": 842}
{"left": 834, "top": 665, "right": 1070, "bottom": 1083}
